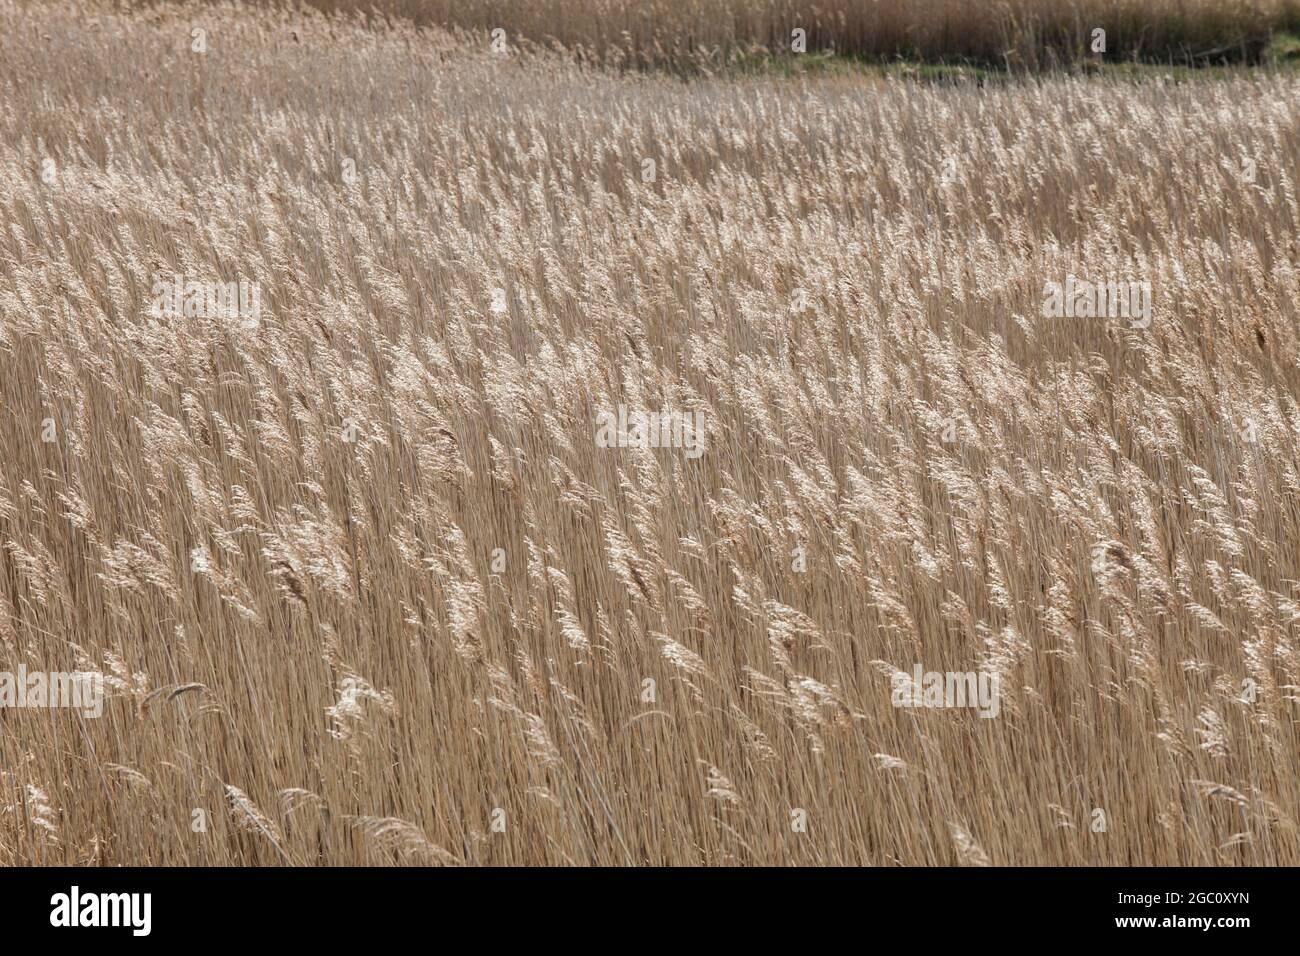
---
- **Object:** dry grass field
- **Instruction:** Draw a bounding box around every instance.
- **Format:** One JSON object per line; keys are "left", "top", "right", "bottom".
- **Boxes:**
{"left": 279, "top": 0, "right": 1300, "bottom": 70}
{"left": 1, "top": 0, "right": 1298, "bottom": 866}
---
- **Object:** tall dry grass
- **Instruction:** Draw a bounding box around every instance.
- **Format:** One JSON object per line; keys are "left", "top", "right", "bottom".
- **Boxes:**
{"left": 244, "top": 0, "right": 1300, "bottom": 69}
{"left": 0, "top": 0, "right": 1298, "bottom": 865}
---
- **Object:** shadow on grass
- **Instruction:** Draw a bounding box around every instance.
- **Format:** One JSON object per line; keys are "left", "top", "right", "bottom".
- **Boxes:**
{"left": 718, "top": 31, "right": 1300, "bottom": 84}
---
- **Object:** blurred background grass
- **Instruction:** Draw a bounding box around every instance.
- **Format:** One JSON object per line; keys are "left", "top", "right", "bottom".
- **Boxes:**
{"left": 167, "top": 0, "right": 1300, "bottom": 72}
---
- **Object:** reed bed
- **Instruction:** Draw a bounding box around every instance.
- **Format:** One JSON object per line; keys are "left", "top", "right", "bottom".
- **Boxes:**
{"left": 272, "top": 0, "right": 1300, "bottom": 69}
{"left": 0, "top": 0, "right": 1298, "bottom": 865}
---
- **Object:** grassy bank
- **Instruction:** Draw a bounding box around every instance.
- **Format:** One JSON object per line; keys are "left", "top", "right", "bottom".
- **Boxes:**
{"left": 185, "top": 0, "right": 1300, "bottom": 72}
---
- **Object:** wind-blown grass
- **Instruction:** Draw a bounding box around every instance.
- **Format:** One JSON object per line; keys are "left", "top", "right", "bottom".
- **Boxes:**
{"left": 1, "top": 0, "right": 1298, "bottom": 865}
{"left": 256, "top": 0, "right": 1300, "bottom": 70}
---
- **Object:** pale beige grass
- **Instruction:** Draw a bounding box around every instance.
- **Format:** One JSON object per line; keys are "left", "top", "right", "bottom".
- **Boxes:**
{"left": 0, "top": 0, "right": 1297, "bottom": 865}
